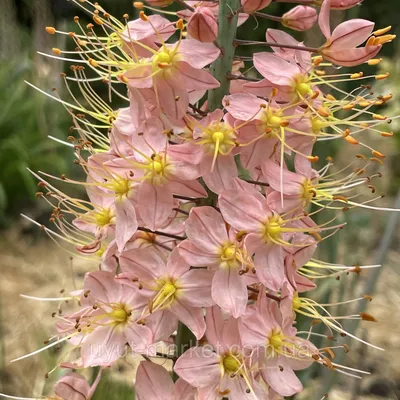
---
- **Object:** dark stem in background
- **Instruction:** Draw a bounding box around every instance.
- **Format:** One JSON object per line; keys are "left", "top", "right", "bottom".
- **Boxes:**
{"left": 173, "top": 0, "right": 240, "bottom": 382}
{"left": 208, "top": 0, "right": 241, "bottom": 111}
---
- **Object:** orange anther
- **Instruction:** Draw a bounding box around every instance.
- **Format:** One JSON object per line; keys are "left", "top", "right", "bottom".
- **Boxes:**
{"left": 373, "top": 26, "right": 391, "bottom": 36}
{"left": 345, "top": 136, "right": 359, "bottom": 145}
{"left": 46, "top": 27, "right": 56, "bottom": 34}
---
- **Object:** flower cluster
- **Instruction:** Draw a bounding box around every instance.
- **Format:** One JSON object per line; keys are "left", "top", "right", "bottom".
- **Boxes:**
{"left": 7, "top": 0, "right": 398, "bottom": 399}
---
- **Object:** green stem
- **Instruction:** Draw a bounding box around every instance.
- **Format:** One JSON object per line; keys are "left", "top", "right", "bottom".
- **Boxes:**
{"left": 172, "top": 321, "right": 197, "bottom": 382}
{"left": 207, "top": 0, "right": 240, "bottom": 112}
{"left": 173, "top": 2, "right": 240, "bottom": 381}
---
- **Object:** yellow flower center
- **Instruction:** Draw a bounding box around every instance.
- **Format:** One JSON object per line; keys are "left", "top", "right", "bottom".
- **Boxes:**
{"left": 200, "top": 123, "right": 237, "bottom": 156}
{"left": 95, "top": 208, "right": 114, "bottom": 227}
{"left": 219, "top": 243, "right": 239, "bottom": 269}
{"left": 293, "top": 74, "right": 312, "bottom": 97}
{"left": 269, "top": 329, "right": 284, "bottom": 350}
{"left": 301, "top": 179, "right": 316, "bottom": 204}
{"left": 222, "top": 354, "right": 241, "bottom": 374}
{"left": 109, "top": 305, "right": 130, "bottom": 323}
{"left": 262, "top": 215, "right": 284, "bottom": 242}
{"left": 151, "top": 279, "right": 178, "bottom": 311}
{"left": 144, "top": 154, "right": 172, "bottom": 184}
{"left": 112, "top": 178, "right": 131, "bottom": 197}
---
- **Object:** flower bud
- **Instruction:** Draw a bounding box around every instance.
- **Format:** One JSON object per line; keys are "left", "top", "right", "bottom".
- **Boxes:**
{"left": 55, "top": 373, "right": 90, "bottom": 400}
{"left": 187, "top": 7, "right": 218, "bottom": 43}
{"left": 241, "top": 0, "right": 272, "bottom": 14}
{"left": 282, "top": 6, "right": 317, "bottom": 31}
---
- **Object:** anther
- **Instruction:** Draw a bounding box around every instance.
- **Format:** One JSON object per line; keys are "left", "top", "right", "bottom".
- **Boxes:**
{"left": 46, "top": 27, "right": 56, "bottom": 34}
{"left": 139, "top": 11, "right": 148, "bottom": 21}
{"left": 360, "top": 312, "right": 377, "bottom": 322}
{"left": 134, "top": 2, "right": 144, "bottom": 8}
{"left": 375, "top": 72, "right": 390, "bottom": 80}
{"left": 307, "top": 155, "right": 319, "bottom": 163}
{"left": 372, "top": 150, "right": 385, "bottom": 158}
{"left": 52, "top": 48, "right": 62, "bottom": 56}
{"left": 373, "top": 26, "right": 392, "bottom": 36}
{"left": 368, "top": 58, "right": 382, "bottom": 65}
{"left": 344, "top": 136, "right": 359, "bottom": 145}
{"left": 381, "top": 131, "right": 393, "bottom": 137}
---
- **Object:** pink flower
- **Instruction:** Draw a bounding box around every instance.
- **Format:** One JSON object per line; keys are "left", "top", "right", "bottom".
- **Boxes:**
{"left": 224, "top": 93, "right": 313, "bottom": 170}
{"left": 218, "top": 186, "right": 318, "bottom": 291}
{"left": 136, "top": 361, "right": 195, "bottom": 400}
{"left": 168, "top": 109, "right": 239, "bottom": 194}
{"left": 261, "top": 156, "right": 319, "bottom": 210}
{"left": 174, "top": 307, "right": 265, "bottom": 398}
{"left": 178, "top": 206, "right": 253, "bottom": 317}
{"left": 282, "top": 6, "right": 318, "bottom": 31}
{"left": 239, "top": 289, "right": 316, "bottom": 397}
{"left": 125, "top": 35, "right": 220, "bottom": 119}
{"left": 105, "top": 119, "right": 207, "bottom": 231}
{"left": 58, "top": 271, "right": 154, "bottom": 367}
{"left": 318, "top": 0, "right": 381, "bottom": 66}
{"left": 118, "top": 248, "right": 214, "bottom": 339}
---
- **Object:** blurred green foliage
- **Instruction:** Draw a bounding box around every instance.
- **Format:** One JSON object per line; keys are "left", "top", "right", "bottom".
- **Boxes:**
{"left": 0, "top": 59, "right": 72, "bottom": 227}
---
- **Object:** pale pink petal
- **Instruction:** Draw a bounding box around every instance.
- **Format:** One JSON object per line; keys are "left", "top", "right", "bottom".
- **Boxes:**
{"left": 205, "top": 306, "right": 226, "bottom": 351}
{"left": 178, "top": 240, "right": 219, "bottom": 266}
{"left": 155, "top": 76, "right": 189, "bottom": 120}
{"left": 175, "top": 61, "right": 220, "bottom": 91}
{"left": 321, "top": 45, "right": 381, "bottom": 67}
{"left": 81, "top": 325, "right": 126, "bottom": 366}
{"left": 261, "top": 356, "right": 303, "bottom": 397}
{"left": 178, "top": 269, "right": 214, "bottom": 307}
{"left": 136, "top": 361, "right": 174, "bottom": 400}
{"left": 185, "top": 206, "right": 228, "bottom": 252}
{"left": 177, "top": 40, "right": 220, "bottom": 68}
{"left": 223, "top": 93, "right": 266, "bottom": 120}
{"left": 261, "top": 159, "right": 304, "bottom": 196}
{"left": 125, "top": 323, "right": 155, "bottom": 354}
{"left": 138, "top": 182, "right": 174, "bottom": 231}
{"left": 174, "top": 346, "right": 221, "bottom": 387}
{"left": 168, "top": 179, "right": 208, "bottom": 198}
{"left": 170, "top": 300, "right": 206, "bottom": 339}
{"left": 115, "top": 197, "right": 138, "bottom": 253}
{"left": 55, "top": 373, "right": 90, "bottom": 400}
{"left": 167, "top": 142, "right": 204, "bottom": 165}
{"left": 253, "top": 53, "right": 299, "bottom": 86}
{"left": 330, "top": 19, "right": 374, "bottom": 49}
{"left": 266, "top": 28, "right": 300, "bottom": 55}
{"left": 125, "top": 64, "right": 153, "bottom": 88}
{"left": 219, "top": 190, "right": 266, "bottom": 232}
{"left": 167, "top": 247, "right": 191, "bottom": 278}
{"left": 202, "top": 155, "right": 238, "bottom": 194}
{"left": 84, "top": 271, "right": 121, "bottom": 304}
{"left": 128, "top": 87, "right": 147, "bottom": 130}
{"left": 212, "top": 268, "right": 247, "bottom": 318}
{"left": 173, "top": 378, "right": 196, "bottom": 400}
{"left": 294, "top": 154, "right": 313, "bottom": 178}
{"left": 319, "top": 0, "right": 332, "bottom": 39}
{"left": 146, "top": 310, "right": 178, "bottom": 342}
{"left": 255, "top": 244, "right": 285, "bottom": 291}
{"left": 119, "top": 247, "right": 167, "bottom": 281}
